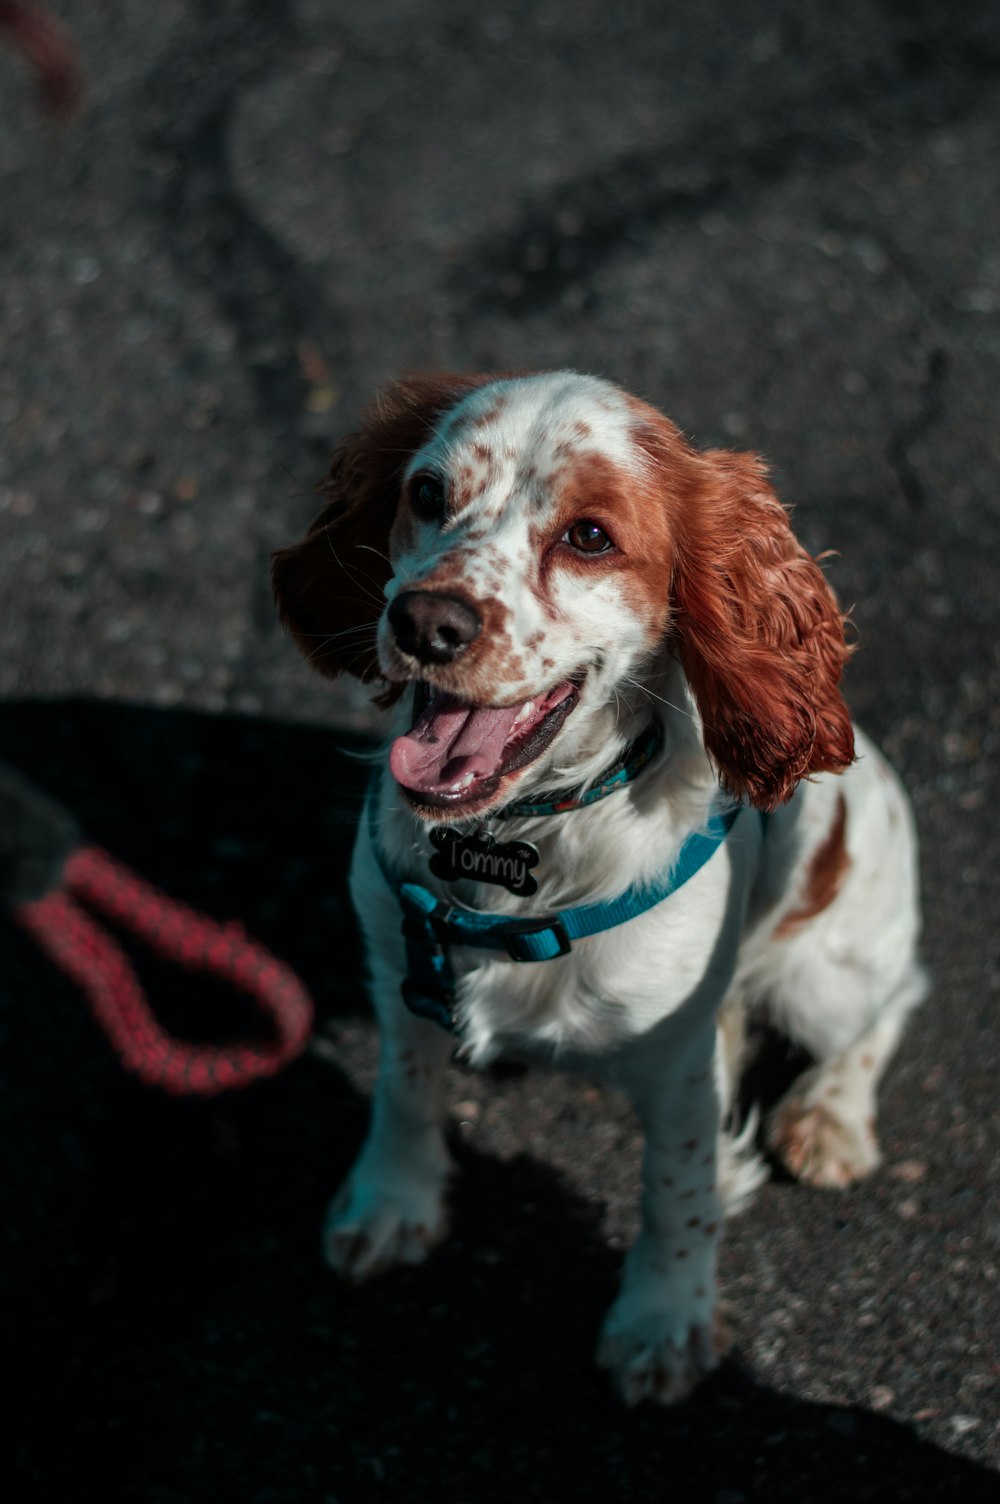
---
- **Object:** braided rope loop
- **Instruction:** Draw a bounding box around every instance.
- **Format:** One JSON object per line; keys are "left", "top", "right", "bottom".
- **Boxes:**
{"left": 15, "top": 846, "right": 314, "bottom": 1096}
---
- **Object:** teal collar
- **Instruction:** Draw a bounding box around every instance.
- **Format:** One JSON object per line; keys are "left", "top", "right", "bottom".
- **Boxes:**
{"left": 496, "top": 720, "right": 664, "bottom": 819}
{"left": 368, "top": 780, "right": 744, "bottom": 1033}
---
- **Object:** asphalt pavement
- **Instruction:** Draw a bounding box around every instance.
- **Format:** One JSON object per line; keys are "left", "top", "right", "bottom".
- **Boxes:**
{"left": 1, "top": 2, "right": 998, "bottom": 1499}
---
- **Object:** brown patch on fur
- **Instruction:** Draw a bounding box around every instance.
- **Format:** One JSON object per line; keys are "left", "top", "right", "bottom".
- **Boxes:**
{"left": 537, "top": 446, "right": 675, "bottom": 642}
{"left": 452, "top": 469, "right": 494, "bottom": 514}
{"left": 468, "top": 402, "right": 506, "bottom": 431}
{"left": 272, "top": 372, "right": 511, "bottom": 684}
{"left": 774, "top": 793, "right": 851, "bottom": 937}
{"left": 451, "top": 464, "right": 479, "bottom": 512}
{"left": 627, "top": 397, "right": 855, "bottom": 810}
{"left": 448, "top": 448, "right": 496, "bottom": 514}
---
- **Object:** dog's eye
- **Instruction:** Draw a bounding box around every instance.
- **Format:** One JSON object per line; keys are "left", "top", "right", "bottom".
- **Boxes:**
{"left": 411, "top": 473, "right": 447, "bottom": 521}
{"left": 565, "top": 520, "right": 613, "bottom": 554}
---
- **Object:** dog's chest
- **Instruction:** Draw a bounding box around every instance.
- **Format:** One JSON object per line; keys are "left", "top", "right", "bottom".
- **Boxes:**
{"left": 362, "top": 776, "right": 758, "bottom": 1063}
{"left": 413, "top": 829, "right": 748, "bottom": 1061}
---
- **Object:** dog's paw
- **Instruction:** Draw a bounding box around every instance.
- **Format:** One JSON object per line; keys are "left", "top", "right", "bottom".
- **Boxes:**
{"left": 768, "top": 1097, "right": 879, "bottom": 1188}
{"left": 596, "top": 1299, "right": 728, "bottom": 1407}
{"left": 323, "top": 1167, "right": 450, "bottom": 1282}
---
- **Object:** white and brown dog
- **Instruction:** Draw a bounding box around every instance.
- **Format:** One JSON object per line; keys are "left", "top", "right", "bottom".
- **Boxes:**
{"left": 273, "top": 370, "right": 925, "bottom": 1405}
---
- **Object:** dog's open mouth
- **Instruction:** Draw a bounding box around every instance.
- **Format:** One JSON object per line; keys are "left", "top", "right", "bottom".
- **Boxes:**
{"left": 389, "top": 679, "right": 581, "bottom": 813}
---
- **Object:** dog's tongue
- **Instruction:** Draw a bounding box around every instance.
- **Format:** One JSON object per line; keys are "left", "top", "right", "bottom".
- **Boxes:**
{"left": 389, "top": 693, "right": 523, "bottom": 794}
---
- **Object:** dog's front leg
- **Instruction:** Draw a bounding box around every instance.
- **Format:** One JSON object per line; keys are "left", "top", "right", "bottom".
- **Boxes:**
{"left": 597, "top": 1024, "right": 726, "bottom": 1405}
{"left": 324, "top": 910, "right": 455, "bottom": 1282}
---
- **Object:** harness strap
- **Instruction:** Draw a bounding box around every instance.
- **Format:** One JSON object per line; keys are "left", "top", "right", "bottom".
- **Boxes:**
{"left": 369, "top": 785, "right": 743, "bottom": 1032}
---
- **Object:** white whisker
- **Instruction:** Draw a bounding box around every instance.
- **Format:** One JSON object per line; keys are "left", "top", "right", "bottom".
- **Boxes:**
{"left": 293, "top": 621, "right": 379, "bottom": 639}
{"left": 325, "top": 537, "right": 386, "bottom": 607}
{"left": 621, "top": 675, "right": 704, "bottom": 730}
{"left": 354, "top": 543, "right": 391, "bottom": 566}
{"left": 304, "top": 626, "right": 378, "bottom": 667}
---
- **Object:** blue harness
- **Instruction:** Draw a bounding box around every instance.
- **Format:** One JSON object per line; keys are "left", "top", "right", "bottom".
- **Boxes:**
{"left": 367, "top": 772, "right": 744, "bottom": 1033}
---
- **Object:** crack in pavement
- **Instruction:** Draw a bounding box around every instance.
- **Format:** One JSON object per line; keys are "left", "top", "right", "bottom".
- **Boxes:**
{"left": 137, "top": 1, "right": 361, "bottom": 690}
{"left": 458, "top": 21, "right": 1000, "bottom": 315}
{"left": 886, "top": 345, "right": 948, "bottom": 511}
{"left": 140, "top": 0, "right": 348, "bottom": 470}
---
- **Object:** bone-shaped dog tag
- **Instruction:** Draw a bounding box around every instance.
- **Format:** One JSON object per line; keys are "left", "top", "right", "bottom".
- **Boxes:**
{"left": 429, "top": 828, "right": 539, "bottom": 897}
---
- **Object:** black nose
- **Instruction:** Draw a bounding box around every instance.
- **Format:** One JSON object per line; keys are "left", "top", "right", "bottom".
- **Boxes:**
{"left": 388, "top": 590, "right": 481, "bottom": 666}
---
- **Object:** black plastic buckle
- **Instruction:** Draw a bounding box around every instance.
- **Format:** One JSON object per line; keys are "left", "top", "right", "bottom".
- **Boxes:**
{"left": 502, "top": 916, "right": 572, "bottom": 963}
{"left": 401, "top": 902, "right": 455, "bottom": 955}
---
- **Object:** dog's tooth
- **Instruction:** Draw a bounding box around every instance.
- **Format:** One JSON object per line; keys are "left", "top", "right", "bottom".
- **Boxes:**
{"left": 450, "top": 771, "right": 476, "bottom": 792}
{"left": 514, "top": 699, "right": 536, "bottom": 725}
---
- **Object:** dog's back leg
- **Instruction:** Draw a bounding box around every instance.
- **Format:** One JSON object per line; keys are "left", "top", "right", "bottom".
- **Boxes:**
{"left": 758, "top": 742, "right": 928, "bottom": 1187}
{"left": 767, "top": 966, "right": 928, "bottom": 1187}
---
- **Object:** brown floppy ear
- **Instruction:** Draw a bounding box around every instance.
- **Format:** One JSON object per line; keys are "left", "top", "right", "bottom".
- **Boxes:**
{"left": 669, "top": 448, "right": 855, "bottom": 811}
{"left": 272, "top": 372, "right": 499, "bottom": 685}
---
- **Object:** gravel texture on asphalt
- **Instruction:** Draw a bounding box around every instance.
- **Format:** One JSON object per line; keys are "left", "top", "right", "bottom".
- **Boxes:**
{"left": 1, "top": 2, "right": 998, "bottom": 1498}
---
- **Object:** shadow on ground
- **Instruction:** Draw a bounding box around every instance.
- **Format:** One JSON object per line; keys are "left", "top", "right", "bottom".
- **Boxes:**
{"left": 1, "top": 700, "right": 994, "bottom": 1502}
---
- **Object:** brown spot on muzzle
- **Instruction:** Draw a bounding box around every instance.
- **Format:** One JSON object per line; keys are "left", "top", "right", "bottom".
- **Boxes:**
{"left": 394, "top": 562, "right": 520, "bottom": 699}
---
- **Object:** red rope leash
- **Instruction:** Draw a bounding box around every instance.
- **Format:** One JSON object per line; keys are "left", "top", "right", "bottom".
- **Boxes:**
{"left": 15, "top": 845, "right": 314, "bottom": 1096}
{"left": 0, "top": 0, "right": 84, "bottom": 117}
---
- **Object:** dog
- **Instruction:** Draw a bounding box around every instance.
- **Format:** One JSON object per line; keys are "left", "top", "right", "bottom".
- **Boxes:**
{"left": 272, "top": 370, "right": 926, "bottom": 1405}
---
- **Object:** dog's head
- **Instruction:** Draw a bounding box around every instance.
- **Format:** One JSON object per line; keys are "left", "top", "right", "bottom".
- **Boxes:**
{"left": 273, "top": 371, "right": 854, "bottom": 819}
